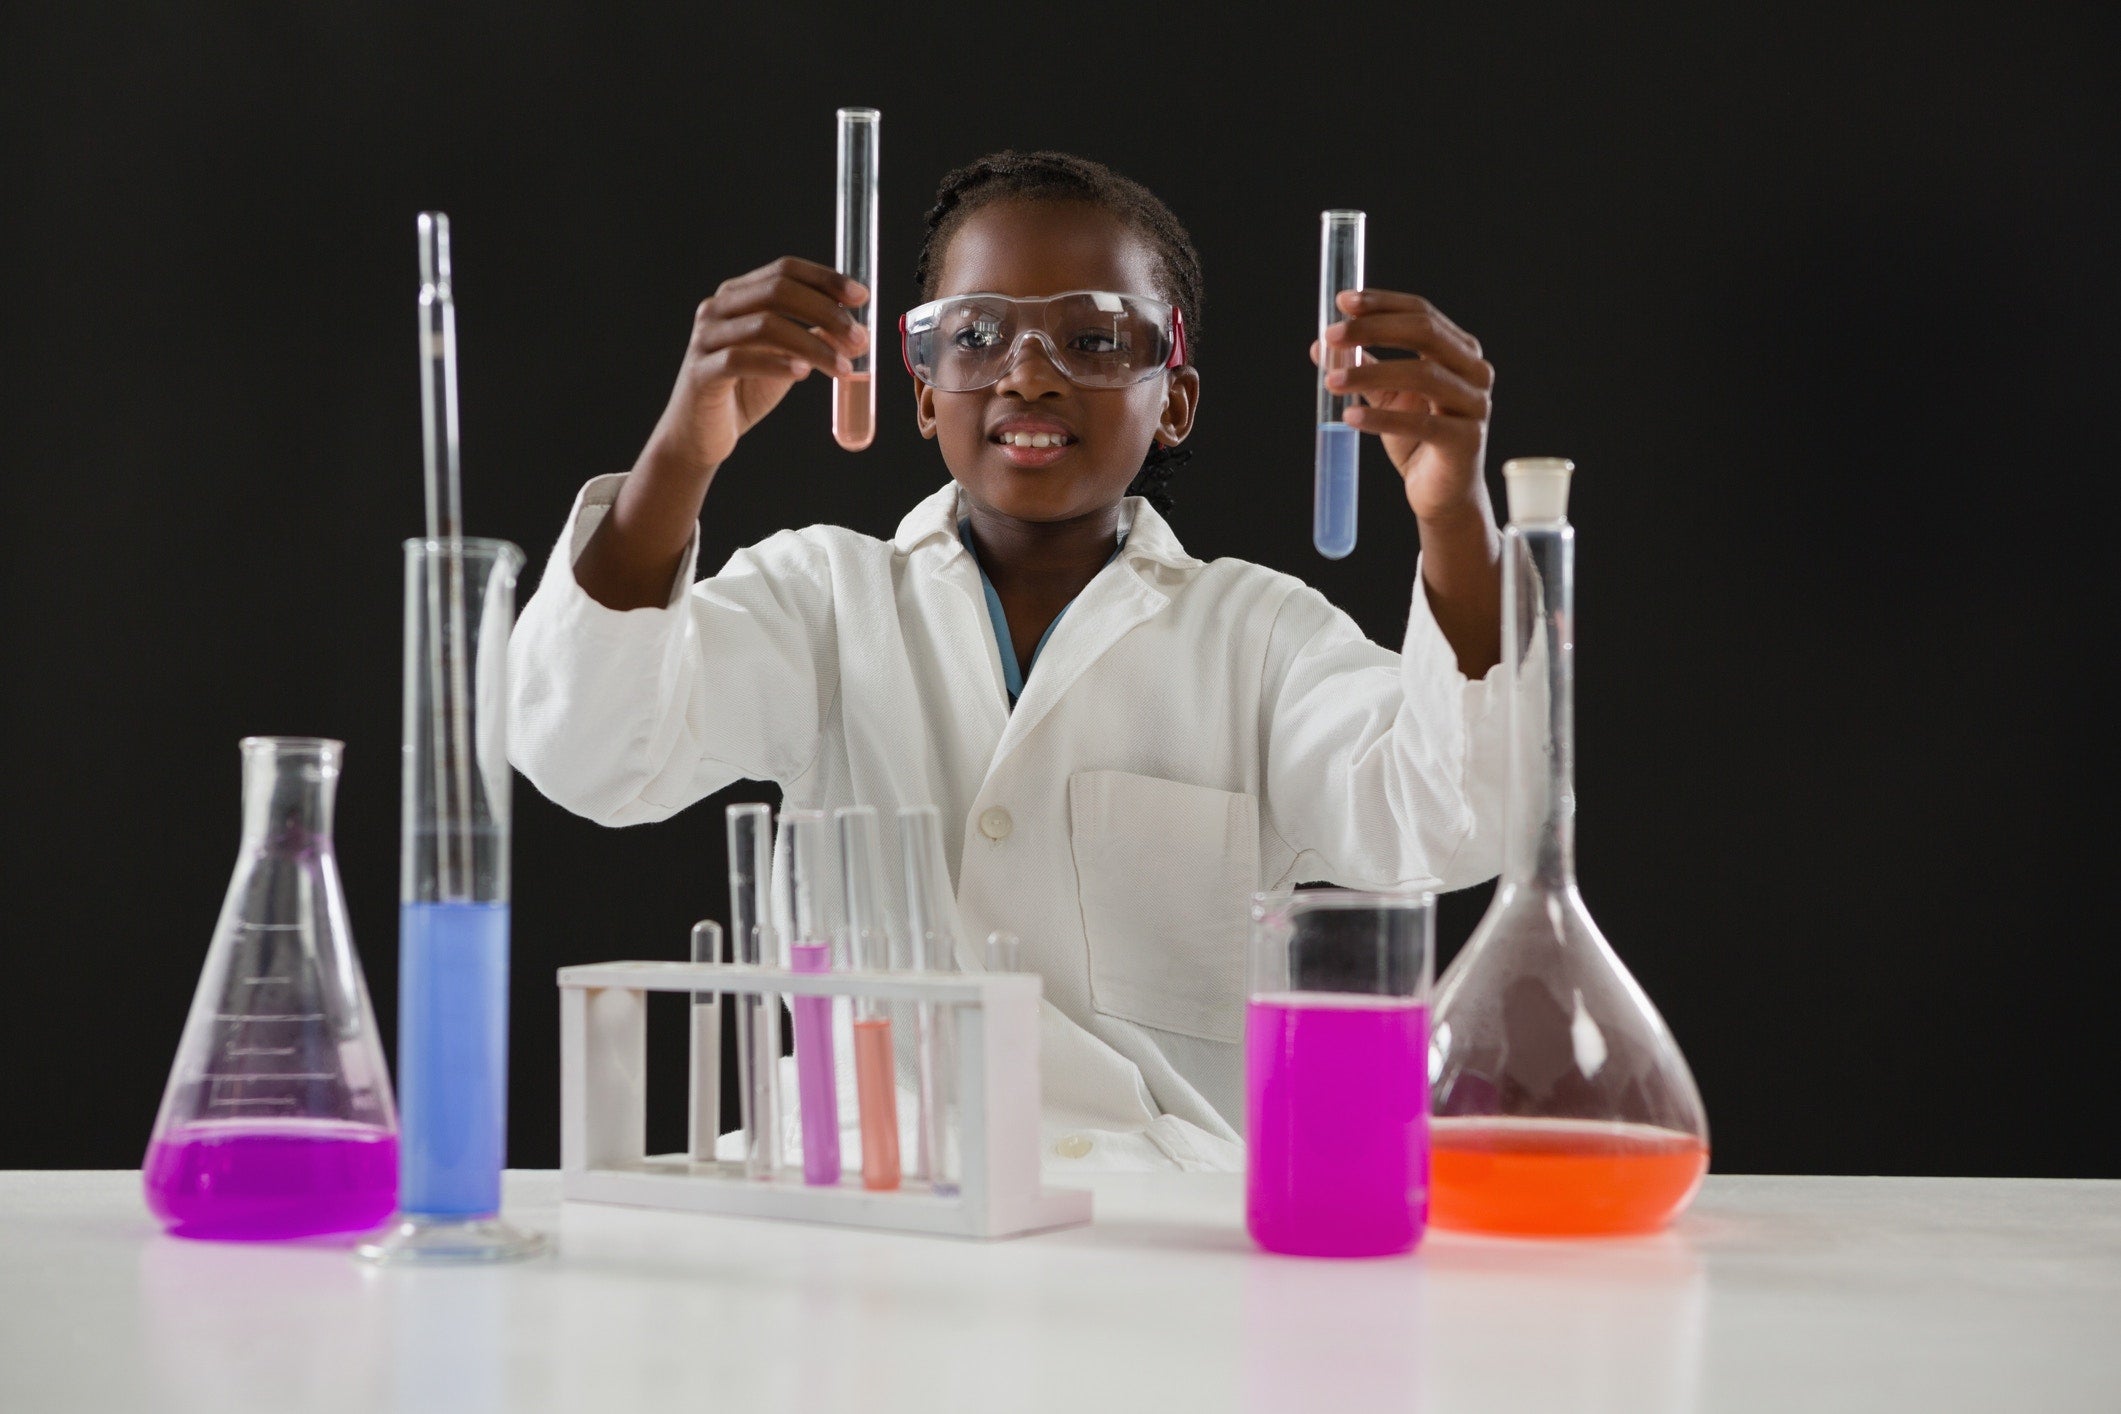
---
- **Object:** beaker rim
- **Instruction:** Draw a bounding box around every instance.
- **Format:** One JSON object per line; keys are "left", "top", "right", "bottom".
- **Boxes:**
{"left": 400, "top": 536, "right": 526, "bottom": 569}
{"left": 1253, "top": 887, "right": 1436, "bottom": 914}
{"left": 238, "top": 736, "right": 344, "bottom": 757}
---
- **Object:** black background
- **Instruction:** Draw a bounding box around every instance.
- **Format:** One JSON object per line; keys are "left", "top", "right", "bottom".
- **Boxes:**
{"left": 3, "top": 3, "right": 2113, "bottom": 1176}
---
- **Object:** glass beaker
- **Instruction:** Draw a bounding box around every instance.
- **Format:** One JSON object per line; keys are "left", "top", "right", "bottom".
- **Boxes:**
{"left": 144, "top": 737, "right": 398, "bottom": 1240}
{"left": 1246, "top": 890, "right": 1434, "bottom": 1258}
{"left": 359, "top": 537, "right": 546, "bottom": 1264}
{"left": 1429, "top": 458, "right": 1709, "bottom": 1237}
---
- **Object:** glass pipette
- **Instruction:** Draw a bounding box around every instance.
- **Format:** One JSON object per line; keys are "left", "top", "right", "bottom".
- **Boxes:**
{"left": 783, "top": 809, "right": 843, "bottom": 1186}
{"left": 832, "top": 107, "right": 879, "bottom": 451}
{"left": 687, "top": 920, "right": 723, "bottom": 1165}
{"left": 837, "top": 807, "right": 901, "bottom": 1192}
{"left": 726, "top": 804, "right": 782, "bottom": 1180}
{"left": 1314, "top": 209, "right": 1366, "bottom": 560}
{"left": 417, "top": 213, "right": 476, "bottom": 897}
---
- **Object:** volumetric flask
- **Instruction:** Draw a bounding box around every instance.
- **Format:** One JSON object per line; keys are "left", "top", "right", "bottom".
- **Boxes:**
{"left": 360, "top": 537, "right": 547, "bottom": 1265}
{"left": 1314, "top": 209, "right": 1365, "bottom": 559}
{"left": 1247, "top": 890, "right": 1433, "bottom": 1258}
{"left": 145, "top": 737, "right": 398, "bottom": 1240}
{"left": 833, "top": 106, "right": 878, "bottom": 451}
{"left": 1428, "top": 459, "right": 1709, "bottom": 1237}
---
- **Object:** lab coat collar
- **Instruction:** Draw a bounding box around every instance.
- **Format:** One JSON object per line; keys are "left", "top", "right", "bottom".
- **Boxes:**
{"left": 891, "top": 483, "right": 1202, "bottom": 574}
{"left": 893, "top": 482, "right": 1195, "bottom": 780}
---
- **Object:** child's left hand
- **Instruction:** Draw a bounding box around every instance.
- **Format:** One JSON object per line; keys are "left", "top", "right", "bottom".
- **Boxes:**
{"left": 1311, "top": 290, "right": 1495, "bottom": 524}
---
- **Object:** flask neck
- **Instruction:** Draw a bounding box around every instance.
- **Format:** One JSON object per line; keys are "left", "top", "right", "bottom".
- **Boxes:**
{"left": 1501, "top": 523, "right": 1577, "bottom": 887}
{"left": 238, "top": 738, "right": 341, "bottom": 851}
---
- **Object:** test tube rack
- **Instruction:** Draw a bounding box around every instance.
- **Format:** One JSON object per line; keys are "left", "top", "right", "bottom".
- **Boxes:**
{"left": 557, "top": 961, "right": 1094, "bottom": 1239}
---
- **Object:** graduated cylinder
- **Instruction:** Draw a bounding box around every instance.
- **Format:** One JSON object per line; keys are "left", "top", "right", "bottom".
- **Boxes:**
{"left": 394, "top": 537, "right": 525, "bottom": 1225}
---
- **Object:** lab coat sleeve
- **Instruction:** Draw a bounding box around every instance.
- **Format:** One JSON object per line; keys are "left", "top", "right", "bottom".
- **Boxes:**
{"left": 507, "top": 473, "right": 835, "bottom": 825}
{"left": 1260, "top": 560, "right": 1508, "bottom": 892}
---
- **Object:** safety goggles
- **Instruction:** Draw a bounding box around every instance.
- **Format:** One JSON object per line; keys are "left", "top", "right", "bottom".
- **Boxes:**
{"left": 899, "top": 290, "right": 1189, "bottom": 392}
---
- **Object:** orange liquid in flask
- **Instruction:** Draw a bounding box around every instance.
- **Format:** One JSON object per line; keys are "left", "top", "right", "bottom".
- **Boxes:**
{"left": 1429, "top": 1117, "right": 1707, "bottom": 1237}
{"left": 833, "top": 373, "right": 874, "bottom": 451}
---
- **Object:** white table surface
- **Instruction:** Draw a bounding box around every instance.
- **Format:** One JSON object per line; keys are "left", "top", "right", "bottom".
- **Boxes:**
{"left": 3, "top": 1171, "right": 2117, "bottom": 1413}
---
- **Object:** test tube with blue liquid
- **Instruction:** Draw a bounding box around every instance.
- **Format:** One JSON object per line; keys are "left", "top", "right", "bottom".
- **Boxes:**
{"left": 359, "top": 214, "right": 545, "bottom": 1264}
{"left": 1314, "top": 209, "right": 1366, "bottom": 559}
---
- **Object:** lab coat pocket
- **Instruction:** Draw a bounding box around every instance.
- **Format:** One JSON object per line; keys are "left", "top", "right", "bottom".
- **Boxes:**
{"left": 1068, "top": 770, "right": 1260, "bottom": 1044}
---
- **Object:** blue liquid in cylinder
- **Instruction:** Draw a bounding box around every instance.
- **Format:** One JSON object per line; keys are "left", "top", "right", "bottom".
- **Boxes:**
{"left": 1314, "top": 422, "right": 1359, "bottom": 559}
{"left": 398, "top": 901, "right": 509, "bottom": 1216}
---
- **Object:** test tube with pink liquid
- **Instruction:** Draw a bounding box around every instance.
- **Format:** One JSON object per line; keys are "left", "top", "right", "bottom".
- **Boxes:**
{"left": 832, "top": 107, "right": 878, "bottom": 451}
{"left": 1246, "top": 890, "right": 1434, "bottom": 1258}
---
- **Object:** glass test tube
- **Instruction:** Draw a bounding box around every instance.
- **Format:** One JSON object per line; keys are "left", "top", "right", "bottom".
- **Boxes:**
{"left": 837, "top": 808, "right": 902, "bottom": 1192}
{"left": 832, "top": 107, "right": 879, "bottom": 452}
{"left": 899, "top": 806, "right": 962, "bottom": 1197}
{"left": 985, "top": 930, "right": 1021, "bottom": 972}
{"left": 727, "top": 804, "right": 782, "bottom": 1180}
{"left": 1314, "top": 209, "right": 1367, "bottom": 560}
{"left": 783, "top": 809, "right": 842, "bottom": 1186}
{"left": 687, "top": 920, "right": 723, "bottom": 1165}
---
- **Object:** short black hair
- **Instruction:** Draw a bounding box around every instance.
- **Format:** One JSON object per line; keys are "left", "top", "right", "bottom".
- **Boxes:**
{"left": 914, "top": 151, "right": 1201, "bottom": 515}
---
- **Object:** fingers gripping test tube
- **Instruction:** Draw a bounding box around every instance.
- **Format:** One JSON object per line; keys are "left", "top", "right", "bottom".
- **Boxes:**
{"left": 783, "top": 809, "right": 843, "bottom": 1186}
{"left": 687, "top": 921, "right": 724, "bottom": 1165}
{"left": 833, "top": 107, "right": 879, "bottom": 451}
{"left": 1314, "top": 210, "right": 1367, "bottom": 559}
{"left": 837, "top": 808, "right": 901, "bottom": 1192}
{"left": 726, "top": 805, "right": 782, "bottom": 1180}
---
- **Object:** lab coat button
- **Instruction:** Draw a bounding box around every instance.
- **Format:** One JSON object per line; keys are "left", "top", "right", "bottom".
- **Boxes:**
{"left": 1053, "top": 1133, "right": 1093, "bottom": 1160}
{"left": 979, "top": 807, "right": 1013, "bottom": 841}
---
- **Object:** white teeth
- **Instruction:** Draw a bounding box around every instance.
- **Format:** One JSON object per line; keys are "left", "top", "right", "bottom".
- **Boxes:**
{"left": 1000, "top": 431, "right": 1067, "bottom": 448}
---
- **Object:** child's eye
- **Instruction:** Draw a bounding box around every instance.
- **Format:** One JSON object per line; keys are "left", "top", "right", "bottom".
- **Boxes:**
{"left": 952, "top": 320, "right": 1004, "bottom": 350}
{"left": 1067, "top": 329, "right": 1127, "bottom": 355}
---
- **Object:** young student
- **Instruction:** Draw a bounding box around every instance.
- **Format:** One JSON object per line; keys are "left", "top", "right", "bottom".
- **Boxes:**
{"left": 510, "top": 151, "right": 1507, "bottom": 1172}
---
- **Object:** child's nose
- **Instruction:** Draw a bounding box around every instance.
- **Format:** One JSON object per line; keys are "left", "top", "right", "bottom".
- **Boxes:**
{"left": 992, "top": 331, "right": 1070, "bottom": 397}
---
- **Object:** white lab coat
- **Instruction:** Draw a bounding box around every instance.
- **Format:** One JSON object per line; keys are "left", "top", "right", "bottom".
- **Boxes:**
{"left": 509, "top": 475, "right": 1508, "bottom": 1172}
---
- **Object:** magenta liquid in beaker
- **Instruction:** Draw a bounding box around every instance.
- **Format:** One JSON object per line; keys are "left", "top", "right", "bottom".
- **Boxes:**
{"left": 1247, "top": 996, "right": 1428, "bottom": 1256}
{"left": 1246, "top": 891, "right": 1434, "bottom": 1258}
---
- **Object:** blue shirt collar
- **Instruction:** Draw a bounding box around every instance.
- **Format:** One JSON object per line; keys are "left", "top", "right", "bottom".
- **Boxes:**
{"left": 957, "top": 519, "right": 1126, "bottom": 706}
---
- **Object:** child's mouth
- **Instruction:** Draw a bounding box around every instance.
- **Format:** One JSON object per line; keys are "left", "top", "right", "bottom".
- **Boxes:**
{"left": 989, "top": 422, "right": 1078, "bottom": 467}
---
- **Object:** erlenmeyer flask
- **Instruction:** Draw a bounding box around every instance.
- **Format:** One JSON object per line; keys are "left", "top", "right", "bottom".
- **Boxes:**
{"left": 144, "top": 738, "right": 398, "bottom": 1239}
{"left": 1429, "top": 459, "right": 1708, "bottom": 1237}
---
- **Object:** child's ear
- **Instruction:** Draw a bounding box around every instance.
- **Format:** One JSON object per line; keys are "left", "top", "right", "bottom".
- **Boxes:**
{"left": 1154, "top": 366, "right": 1201, "bottom": 448}
{"left": 914, "top": 380, "right": 939, "bottom": 440}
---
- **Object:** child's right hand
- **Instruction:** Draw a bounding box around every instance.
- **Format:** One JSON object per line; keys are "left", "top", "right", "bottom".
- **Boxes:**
{"left": 643, "top": 256, "right": 870, "bottom": 478}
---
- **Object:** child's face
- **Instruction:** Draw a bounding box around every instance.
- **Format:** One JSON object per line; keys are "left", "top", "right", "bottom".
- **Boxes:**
{"left": 915, "top": 200, "right": 1198, "bottom": 526}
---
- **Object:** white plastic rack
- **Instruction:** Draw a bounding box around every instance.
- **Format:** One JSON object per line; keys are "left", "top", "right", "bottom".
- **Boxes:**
{"left": 557, "top": 961, "right": 1093, "bottom": 1239}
